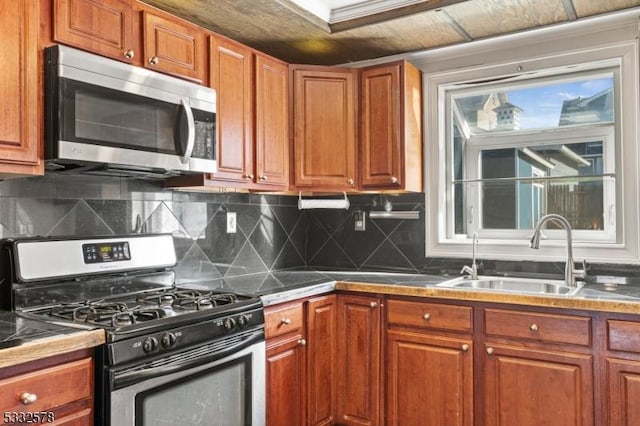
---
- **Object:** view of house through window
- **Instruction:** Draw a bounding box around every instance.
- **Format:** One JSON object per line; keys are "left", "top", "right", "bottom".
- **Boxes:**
{"left": 448, "top": 70, "right": 615, "bottom": 241}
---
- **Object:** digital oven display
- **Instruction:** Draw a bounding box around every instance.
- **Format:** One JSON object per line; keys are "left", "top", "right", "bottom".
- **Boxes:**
{"left": 82, "top": 242, "right": 131, "bottom": 264}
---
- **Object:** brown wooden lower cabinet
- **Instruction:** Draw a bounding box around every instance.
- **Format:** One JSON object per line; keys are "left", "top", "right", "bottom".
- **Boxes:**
{"left": 386, "top": 330, "right": 473, "bottom": 426}
{"left": 266, "top": 334, "right": 306, "bottom": 426}
{"left": 0, "top": 352, "right": 94, "bottom": 426}
{"left": 336, "top": 294, "right": 382, "bottom": 426}
{"left": 307, "top": 296, "right": 337, "bottom": 426}
{"left": 265, "top": 295, "right": 336, "bottom": 426}
{"left": 607, "top": 357, "right": 640, "bottom": 426}
{"left": 483, "top": 343, "right": 593, "bottom": 426}
{"left": 265, "top": 293, "right": 640, "bottom": 426}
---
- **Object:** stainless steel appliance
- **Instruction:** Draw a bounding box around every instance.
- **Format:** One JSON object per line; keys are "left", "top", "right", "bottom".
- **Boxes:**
{"left": 44, "top": 45, "right": 217, "bottom": 178}
{"left": 0, "top": 234, "right": 265, "bottom": 426}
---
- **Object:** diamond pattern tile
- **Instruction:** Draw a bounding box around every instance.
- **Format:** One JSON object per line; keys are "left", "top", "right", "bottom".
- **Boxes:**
{"left": 0, "top": 173, "right": 635, "bottom": 284}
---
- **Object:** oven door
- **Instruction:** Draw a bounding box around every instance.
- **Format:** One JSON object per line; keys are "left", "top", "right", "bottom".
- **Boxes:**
{"left": 107, "top": 341, "right": 265, "bottom": 426}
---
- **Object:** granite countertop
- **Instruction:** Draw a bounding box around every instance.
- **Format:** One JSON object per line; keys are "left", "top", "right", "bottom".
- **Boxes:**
{"left": 222, "top": 269, "right": 640, "bottom": 314}
{"left": 4, "top": 269, "right": 640, "bottom": 369}
{"left": 0, "top": 311, "right": 105, "bottom": 369}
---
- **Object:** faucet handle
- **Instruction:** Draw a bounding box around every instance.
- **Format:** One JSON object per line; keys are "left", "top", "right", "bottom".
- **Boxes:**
{"left": 573, "top": 260, "right": 587, "bottom": 280}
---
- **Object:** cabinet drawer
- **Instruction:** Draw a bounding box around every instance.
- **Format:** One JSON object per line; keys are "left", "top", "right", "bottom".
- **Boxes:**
{"left": 608, "top": 320, "right": 640, "bottom": 353}
{"left": 265, "top": 302, "right": 304, "bottom": 339}
{"left": 485, "top": 309, "right": 591, "bottom": 346}
{"left": 0, "top": 358, "right": 92, "bottom": 412}
{"left": 387, "top": 299, "right": 472, "bottom": 333}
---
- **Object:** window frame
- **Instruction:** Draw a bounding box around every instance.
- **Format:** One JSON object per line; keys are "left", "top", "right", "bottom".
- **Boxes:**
{"left": 424, "top": 21, "right": 640, "bottom": 264}
{"left": 458, "top": 125, "right": 616, "bottom": 242}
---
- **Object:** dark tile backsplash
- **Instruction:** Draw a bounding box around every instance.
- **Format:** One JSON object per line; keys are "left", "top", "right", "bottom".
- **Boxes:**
{"left": 1, "top": 174, "right": 637, "bottom": 283}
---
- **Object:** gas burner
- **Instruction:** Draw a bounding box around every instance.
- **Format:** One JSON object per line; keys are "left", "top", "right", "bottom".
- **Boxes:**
{"left": 47, "top": 301, "right": 168, "bottom": 327}
{"left": 171, "top": 291, "right": 239, "bottom": 311}
{"left": 136, "top": 291, "right": 176, "bottom": 306}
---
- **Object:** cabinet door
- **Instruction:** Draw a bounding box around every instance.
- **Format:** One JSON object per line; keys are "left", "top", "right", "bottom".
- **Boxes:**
{"left": 0, "top": 0, "right": 42, "bottom": 176}
{"left": 484, "top": 343, "right": 593, "bottom": 426}
{"left": 292, "top": 66, "right": 357, "bottom": 191}
{"left": 142, "top": 11, "right": 206, "bottom": 83}
{"left": 209, "top": 36, "right": 254, "bottom": 184}
{"left": 386, "top": 331, "right": 473, "bottom": 426}
{"left": 336, "top": 295, "right": 381, "bottom": 426}
{"left": 607, "top": 358, "right": 640, "bottom": 426}
{"left": 255, "top": 53, "right": 289, "bottom": 189}
{"left": 359, "top": 61, "right": 422, "bottom": 191}
{"left": 54, "top": 0, "right": 135, "bottom": 63}
{"left": 307, "top": 295, "right": 337, "bottom": 426}
{"left": 266, "top": 336, "right": 306, "bottom": 426}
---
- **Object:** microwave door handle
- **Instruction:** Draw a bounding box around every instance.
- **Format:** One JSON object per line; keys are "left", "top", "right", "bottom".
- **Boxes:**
{"left": 179, "top": 97, "right": 195, "bottom": 165}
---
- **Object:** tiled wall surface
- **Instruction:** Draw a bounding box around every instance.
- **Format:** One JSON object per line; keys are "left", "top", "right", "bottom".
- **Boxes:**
{"left": 0, "top": 174, "right": 307, "bottom": 285}
{"left": 1, "top": 174, "right": 636, "bottom": 283}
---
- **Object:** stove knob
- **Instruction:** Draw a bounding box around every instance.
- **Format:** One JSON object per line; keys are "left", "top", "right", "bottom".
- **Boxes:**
{"left": 223, "top": 317, "right": 237, "bottom": 332}
{"left": 238, "top": 314, "right": 250, "bottom": 328}
{"left": 161, "top": 332, "right": 177, "bottom": 348}
{"left": 142, "top": 336, "right": 158, "bottom": 353}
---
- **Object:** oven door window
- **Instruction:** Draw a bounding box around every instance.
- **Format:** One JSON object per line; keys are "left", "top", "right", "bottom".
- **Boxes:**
{"left": 135, "top": 356, "right": 252, "bottom": 426}
{"left": 59, "top": 79, "right": 185, "bottom": 156}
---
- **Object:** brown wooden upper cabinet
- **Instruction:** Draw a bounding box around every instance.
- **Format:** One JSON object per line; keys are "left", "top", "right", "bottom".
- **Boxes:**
{"left": 359, "top": 61, "right": 422, "bottom": 192}
{"left": 208, "top": 35, "right": 255, "bottom": 185}
{"left": 53, "top": 0, "right": 207, "bottom": 83}
{"left": 53, "top": 0, "right": 136, "bottom": 64}
{"left": 0, "top": 0, "right": 43, "bottom": 177}
{"left": 254, "top": 53, "right": 290, "bottom": 189}
{"left": 291, "top": 65, "right": 358, "bottom": 192}
{"left": 142, "top": 10, "right": 207, "bottom": 83}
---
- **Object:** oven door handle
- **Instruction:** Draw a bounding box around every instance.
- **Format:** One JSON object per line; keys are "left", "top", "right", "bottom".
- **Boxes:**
{"left": 111, "top": 331, "right": 263, "bottom": 389}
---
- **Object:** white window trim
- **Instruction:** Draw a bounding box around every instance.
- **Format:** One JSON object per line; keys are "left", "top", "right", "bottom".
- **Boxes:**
{"left": 424, "top": 19, "right": 640, "bottom": 264}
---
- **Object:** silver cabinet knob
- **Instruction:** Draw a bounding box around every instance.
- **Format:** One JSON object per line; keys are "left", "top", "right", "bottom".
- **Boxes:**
{"left": 259, "top": 175, "right": 267, "bottom": 181}
{"left": 149, "top": 56, "right": 159, "bottom": 65}
{"left": 19, "top": 392, "right": 37, "bottom": 405}
{"left": 242, "top": 174, "right": 254, "bottom": 180}
{"left": 423, "top": 313, "right": 431, "bottom": 320}
{"left": 281, "top": 318, "right": 291, "bottom": 325}
{"left": 391, "top": 176, "right": 398, "bottom": 184}
{"left": 124, "top": 49, "right": 135, "bottom": 59}
{"left": 529, "top": 323, "right": 539, "bottom": 332}
{"left": 461, "top": 344, "right": 470, "bottom": 352}
{"left": 370, "top": 301, "right": 378, "bottom": 308}
{"left": 347, "top": 178, "right": 355, "bottom": 186}
{"left": 298, "top": 338, "right": 306, "bottom": 346}
{"left": 486, "top": 347, "right": 495, "bottom": 355}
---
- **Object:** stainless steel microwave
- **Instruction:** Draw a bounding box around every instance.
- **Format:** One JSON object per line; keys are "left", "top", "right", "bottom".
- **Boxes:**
{"left": 44, "top": 45, "right": 216, "bottom": 178}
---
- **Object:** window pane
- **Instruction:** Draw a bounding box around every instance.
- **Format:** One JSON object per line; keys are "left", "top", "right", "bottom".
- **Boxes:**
{"left": 452, "top": 74, "right": 614, "bottom": 134}
{"left": 479, "top": 141, "right": 608, "bottom": 230}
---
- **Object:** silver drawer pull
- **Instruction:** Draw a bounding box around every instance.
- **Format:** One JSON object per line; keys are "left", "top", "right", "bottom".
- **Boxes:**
{"left": 281, "top": 318, "right": 291, "bottom": 325}
{"left": 423, "top": 313, "right": 431, "bottom": 320}
{"left": 461, "top": 344, "right": 469, "bottom": 352}
{"left": 529, "top": 323, "right": 539, "bottom": 332}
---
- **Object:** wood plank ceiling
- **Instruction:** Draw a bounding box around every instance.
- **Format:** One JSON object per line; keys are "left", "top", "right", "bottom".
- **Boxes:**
{"left": 141, "top": 0, "right": 640, "bottom": 65}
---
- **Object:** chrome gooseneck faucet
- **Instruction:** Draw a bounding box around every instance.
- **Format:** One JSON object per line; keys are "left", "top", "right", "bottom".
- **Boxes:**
{"left": 529, "top": 214, "right": 586, "bottom": 287}
{"left": 460, "top": 232, "right": 479, "bottom": 280}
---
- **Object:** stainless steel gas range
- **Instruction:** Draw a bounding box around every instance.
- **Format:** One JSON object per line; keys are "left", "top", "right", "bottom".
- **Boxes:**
{"left": 0, "top": 234, "right": 265, "bottom": 426}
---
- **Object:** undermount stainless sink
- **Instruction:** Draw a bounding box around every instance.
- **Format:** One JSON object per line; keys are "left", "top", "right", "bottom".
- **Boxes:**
{"left": 436, "top": 276, "right": 582, "bottom": 296}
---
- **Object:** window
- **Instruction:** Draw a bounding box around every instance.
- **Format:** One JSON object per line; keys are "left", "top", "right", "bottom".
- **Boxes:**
{"left": 423, "top": 17, "right": 640, "bottom": 264}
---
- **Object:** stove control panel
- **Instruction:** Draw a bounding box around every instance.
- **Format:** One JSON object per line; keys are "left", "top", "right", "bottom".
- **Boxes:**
{"left": 82, "top": 241, "right": 131, "bottom": 264}
{"left": 107, "top": 307, "right": 265, "bottom": 365}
